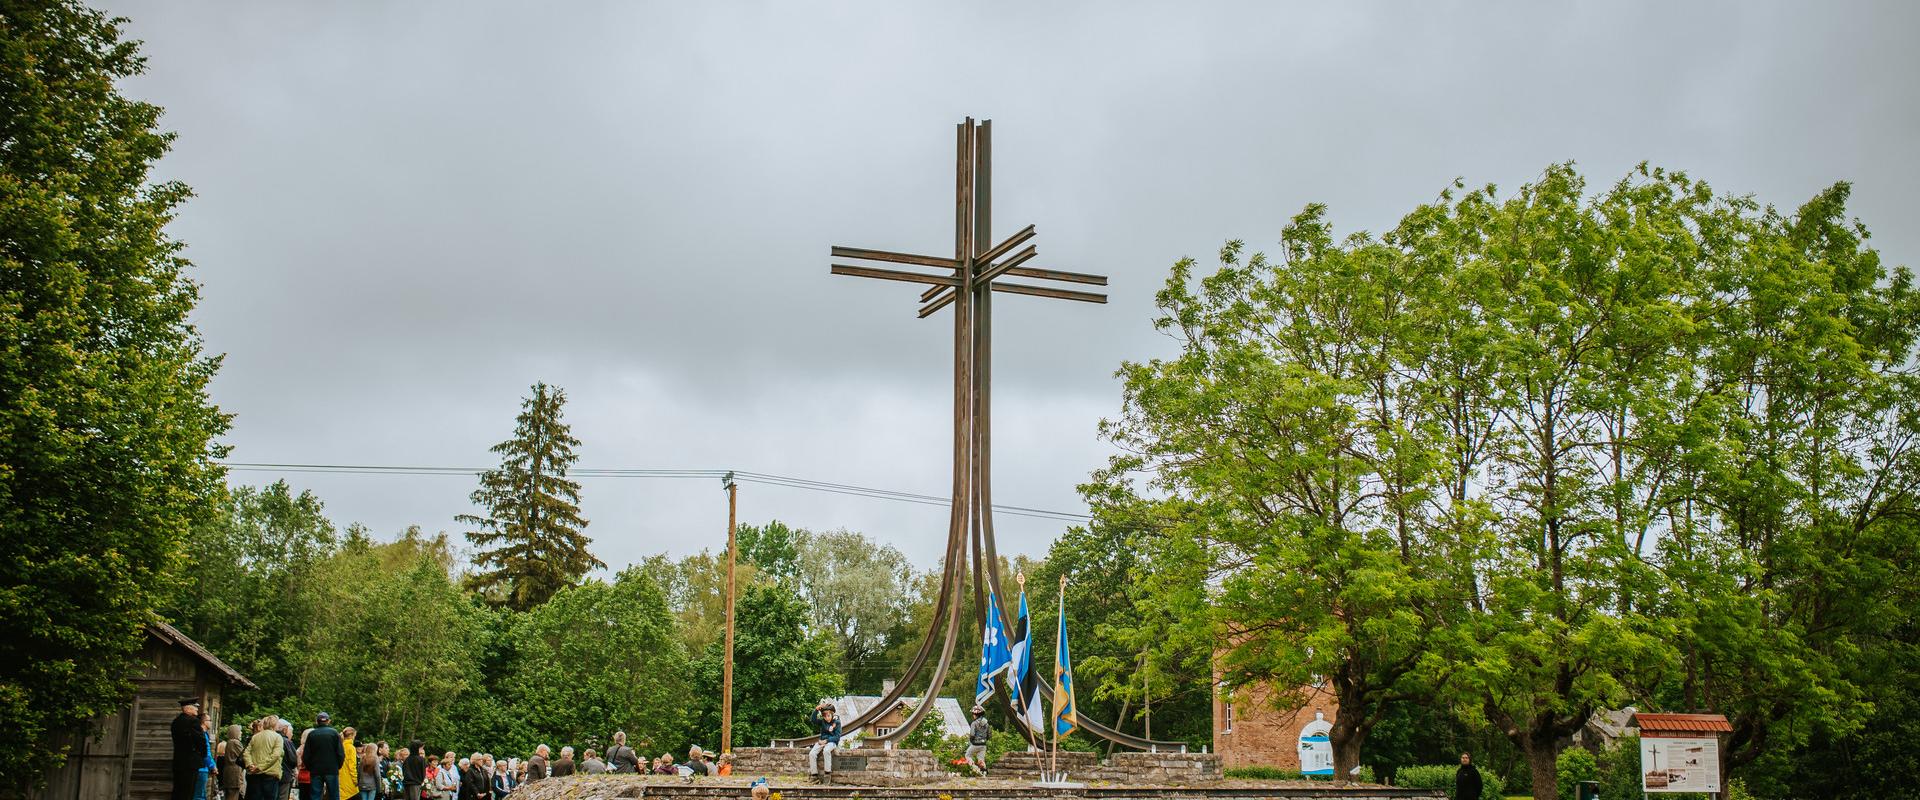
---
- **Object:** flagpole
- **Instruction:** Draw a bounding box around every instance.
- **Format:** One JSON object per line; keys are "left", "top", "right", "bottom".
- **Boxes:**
{"left": 1051, "top": 575, "right": 1064, "bottom": 778}
{"left": 1018, "top": 571, "right": 1036, "bottom": 753}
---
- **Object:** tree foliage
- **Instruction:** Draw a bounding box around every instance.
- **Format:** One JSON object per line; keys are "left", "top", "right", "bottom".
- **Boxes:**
{"left": 791, "top": 528, "right": 919, "bottom": 693}
{"left": 689, "top": 583, "right": 842, "bottom": 749}
{"left": 459, "top": 382, "right": 603, "bottom": 610}
{"left": 161, "top": 482, "right": 337, "bottom": 707}
{"left": 1099, "top": 163, "right": 1918, "bottom": 798}
{"left": 0, "top": 2, "right": 229, "bottom": 790}
{"left": 508, "top": 568, "right": 692, "bottom": 756}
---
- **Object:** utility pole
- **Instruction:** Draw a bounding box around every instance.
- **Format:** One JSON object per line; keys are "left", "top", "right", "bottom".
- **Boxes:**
{"left": 721, "top": 472, "right": 738, "bottom": 754}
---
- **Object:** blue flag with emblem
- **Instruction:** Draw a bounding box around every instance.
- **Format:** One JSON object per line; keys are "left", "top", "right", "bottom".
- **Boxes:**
{"left": 976, "top": 588, "right": 1012, "bottom": 705}
{"left": 1052, "top": 580, "right": 1078, "bottom": 737}
{"left": 1011, "top": 584, "right": 1043, "bottom": 733}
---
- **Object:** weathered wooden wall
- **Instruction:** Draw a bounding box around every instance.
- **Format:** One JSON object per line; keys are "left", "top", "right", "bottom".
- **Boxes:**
{"left": 34, "top": 635, "right": 229, "bottom": 800}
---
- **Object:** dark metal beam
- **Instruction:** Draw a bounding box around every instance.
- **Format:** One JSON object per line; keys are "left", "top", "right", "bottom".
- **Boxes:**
{"left": 918, "top": 290, "right": 955, "bottom": 317}
{"left": 829, "top": 246, "right": 960, "bottom": 270}
{"left": 991, "top": 280, "right": 1107, "bottom": 303}
{"left": 1004, "top": 265, "right": 1108, "bottom": 286}
{"left": 830, "top": 264, "right": 960, "bottom": 286}
{"left": 975, "top": 223, "right": 1034, "bottom": 265}
{"left": 974, "top": 244, "right": 1038, "bottom": 286}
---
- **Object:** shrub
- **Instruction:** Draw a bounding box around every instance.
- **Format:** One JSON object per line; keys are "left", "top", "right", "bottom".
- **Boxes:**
{"left": 1557, "top": 748, "right": 1598, "bottom": 800}
{"left": 1223, "top": 765, "right": 1375, "bottom": 783}
{"left": 1225, "top": 766, "right": 1299, "bottom": 780}
{"left": 1397, "top": 764, "right": 1505, "bottom": 800}
{"left": 1594, "top": 737, "right": 1642, "bottom": 800}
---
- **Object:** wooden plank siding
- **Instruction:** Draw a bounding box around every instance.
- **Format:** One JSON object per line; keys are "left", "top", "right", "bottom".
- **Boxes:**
{"left": 34, "top": 625, "right": 252, "bottom": 800}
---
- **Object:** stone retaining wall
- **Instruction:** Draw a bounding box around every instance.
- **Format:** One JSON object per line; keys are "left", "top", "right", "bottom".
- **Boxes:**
{"left": 729, "top": 747, "right": 942, "bottom": 785}
{"left": 1090, "top": 752, "right": 1223, "bottom": 784}
{"left": 731, "top": 747, "right": 809, "bottom": 775}
{"left": 989, "top": 751, "right": 1097, "bottom": 778}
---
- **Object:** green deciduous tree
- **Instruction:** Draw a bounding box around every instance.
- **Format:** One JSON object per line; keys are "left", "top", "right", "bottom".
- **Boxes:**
{"left": 1028, "top": 523, "right": 1212, "bottom": 750}
{"left": 792, "top": 528, "right": 920, "bottom": 693}
{"left": 161, "top": 481, "right": 338, "bottom": 710}
{"left": 508, "top": 567, "right": 692, "bottom": 755}
{"left": 689, "top": 583, "right": 841, "bottom": 749}
{"left": 459, "top": 382, "right": 603, "bottom": 610}
{"left": 1093, "top": 209, "right": 1475, "bottom": 781}
{"left": 1099, "top": 163, "right": 1916, "bottom": 799}
{"left": 0, "top": 3, "right": 229, "bottom": 789}
{"left": 1653, "top": 182, "right": 1920, "bottom": 797}
{"left": 735, "top": 520, "right": 803, "bottom": 583}
{"left": 637, "top": 549, "right": 742, "bottom": 657}
{"left": 286, "top": 528, "right": 484, "bottom": 745}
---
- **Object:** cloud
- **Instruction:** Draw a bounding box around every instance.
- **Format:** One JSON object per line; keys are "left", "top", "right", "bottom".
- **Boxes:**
{"left": 105, "top": 0, "right": 1920, "bottom": 567}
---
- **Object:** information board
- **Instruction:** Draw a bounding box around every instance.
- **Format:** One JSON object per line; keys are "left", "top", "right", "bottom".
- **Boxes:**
{"left": 1298, "top": 711, "right": 1333, "bottom": 776}
{"left": 1641, "top": 736, "right": 1720, "bottom": 793}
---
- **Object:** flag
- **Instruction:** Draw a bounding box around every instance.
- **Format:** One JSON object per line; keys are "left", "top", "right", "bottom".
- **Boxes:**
{"left": 1052, "top": 583, "right": 1078, "bottom": 738}
{"left": 1010, "top": 586, "right": 1044, "bottom": 734}
{"left": 975, "top": 588, "right": 1013, "bottom": 705}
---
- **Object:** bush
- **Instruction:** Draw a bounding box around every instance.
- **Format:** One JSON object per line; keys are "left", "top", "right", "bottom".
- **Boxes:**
{"left": 1557, "top": 748, "right": 1598, "bottom": 800}
{"left": 1223, "top": 764, "right": 1375, "bottom": 783}
{"left": 1397, "top": 763, "right": 1504, "bottom": 800}
{"left": 1594, "top": 736, "right": 1653, "bottom": 800}
{"left": 1225, "top": 766, "right": 1298, "bottom": 780}
{"left": 936, "top": 726, "right": 1034, "bottom": 774}
{"left": 898, "top": 702, "right": 947, "bottom": 751}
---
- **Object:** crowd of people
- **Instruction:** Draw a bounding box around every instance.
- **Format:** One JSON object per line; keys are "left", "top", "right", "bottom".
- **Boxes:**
{"left": 171, "top": 697, "right": 744, "bottom": 800}
{"left": 173, "top": 697, "right": 996, "bottom": 800}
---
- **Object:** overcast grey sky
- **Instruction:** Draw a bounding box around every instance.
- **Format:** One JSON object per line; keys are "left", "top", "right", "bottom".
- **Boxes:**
{"left": 104, "top": 1, "right": 1918, "bottom": 570}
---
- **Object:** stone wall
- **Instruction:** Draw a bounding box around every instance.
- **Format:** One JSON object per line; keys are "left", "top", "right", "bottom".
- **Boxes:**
{"left": 728, "top": 746, "right": 941, "bottom": 785}
{"left": 989, "top": 750, "right": 1097, "bottom": 778}
{"left": 730, "top": 746, "right": 809, "bottom": 775}
{"left": 1089, "top": 752, "right": 1223, "bottom": 784}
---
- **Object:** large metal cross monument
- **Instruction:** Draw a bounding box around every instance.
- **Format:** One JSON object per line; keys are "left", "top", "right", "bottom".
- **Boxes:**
{"left": 816, "top": 119, "right": 1181, "bottom": 752}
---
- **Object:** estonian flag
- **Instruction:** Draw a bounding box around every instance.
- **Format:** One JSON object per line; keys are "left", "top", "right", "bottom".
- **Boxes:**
{"left": 1011, "top": 586, "right": 1044, "bottom": 734}
{"left": 1052, "top": 583, "right": 1078, "bottom": 737}
{"left": 975, "top": 588, "right": 1013, "bottom": 705}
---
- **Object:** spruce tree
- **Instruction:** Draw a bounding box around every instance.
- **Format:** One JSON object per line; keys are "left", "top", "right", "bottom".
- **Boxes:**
{"left": 458, "top": 382, "right": 603, "bottom": 610}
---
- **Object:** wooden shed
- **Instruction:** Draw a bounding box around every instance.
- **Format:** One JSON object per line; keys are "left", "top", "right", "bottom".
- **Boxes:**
{"left": 37, "top": 619, "right": 256, "bottom": 800}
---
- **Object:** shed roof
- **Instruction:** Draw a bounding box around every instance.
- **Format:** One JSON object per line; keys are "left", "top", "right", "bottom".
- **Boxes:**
{"left": 149, "top": 618, "right": 258, "bottom": 690}
{"left": 1631, "top": 712, "right": 1732, "bottom": 735}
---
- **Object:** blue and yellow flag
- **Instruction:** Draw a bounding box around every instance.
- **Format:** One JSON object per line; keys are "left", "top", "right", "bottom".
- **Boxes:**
{"left": 1052, "top": 579, "right": 1077, "bottom": 737}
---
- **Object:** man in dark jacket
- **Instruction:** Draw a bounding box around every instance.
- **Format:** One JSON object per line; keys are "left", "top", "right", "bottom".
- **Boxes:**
{"left": 302, "top": 713, "right": 348, "bottom": 800}
{"left": 171, "top": 697, "right": 207, "bottom": 800}
{"left": 1455, "top": 752, "right": 1483, "bottom": 800}
{"left": 402, "top": 741, "right": 427, "bottom": 800}
{"left": 527, "top": 744, "right": 552, "bottom": 782}
{"left": 604, "top": 732, "right": 641, "bottom": 774}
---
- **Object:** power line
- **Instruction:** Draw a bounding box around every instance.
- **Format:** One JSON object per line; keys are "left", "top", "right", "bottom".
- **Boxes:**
{"left": 219, "top": 462, "right": 1092, "bottom": 523}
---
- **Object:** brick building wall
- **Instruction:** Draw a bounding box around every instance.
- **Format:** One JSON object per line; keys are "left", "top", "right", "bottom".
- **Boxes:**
{"left": 1213, "top": 679, "right": 1340, "bottom": 772}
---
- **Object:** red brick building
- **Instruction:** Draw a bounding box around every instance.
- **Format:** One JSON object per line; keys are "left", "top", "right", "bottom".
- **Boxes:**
{"left": 1212, "top": 678, "right": 1341, "bottom": 772}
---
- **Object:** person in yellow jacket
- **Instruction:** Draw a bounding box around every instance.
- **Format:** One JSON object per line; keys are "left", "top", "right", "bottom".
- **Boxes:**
{"left": 338, "top": 727, "right": 358, "bottom": 796}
